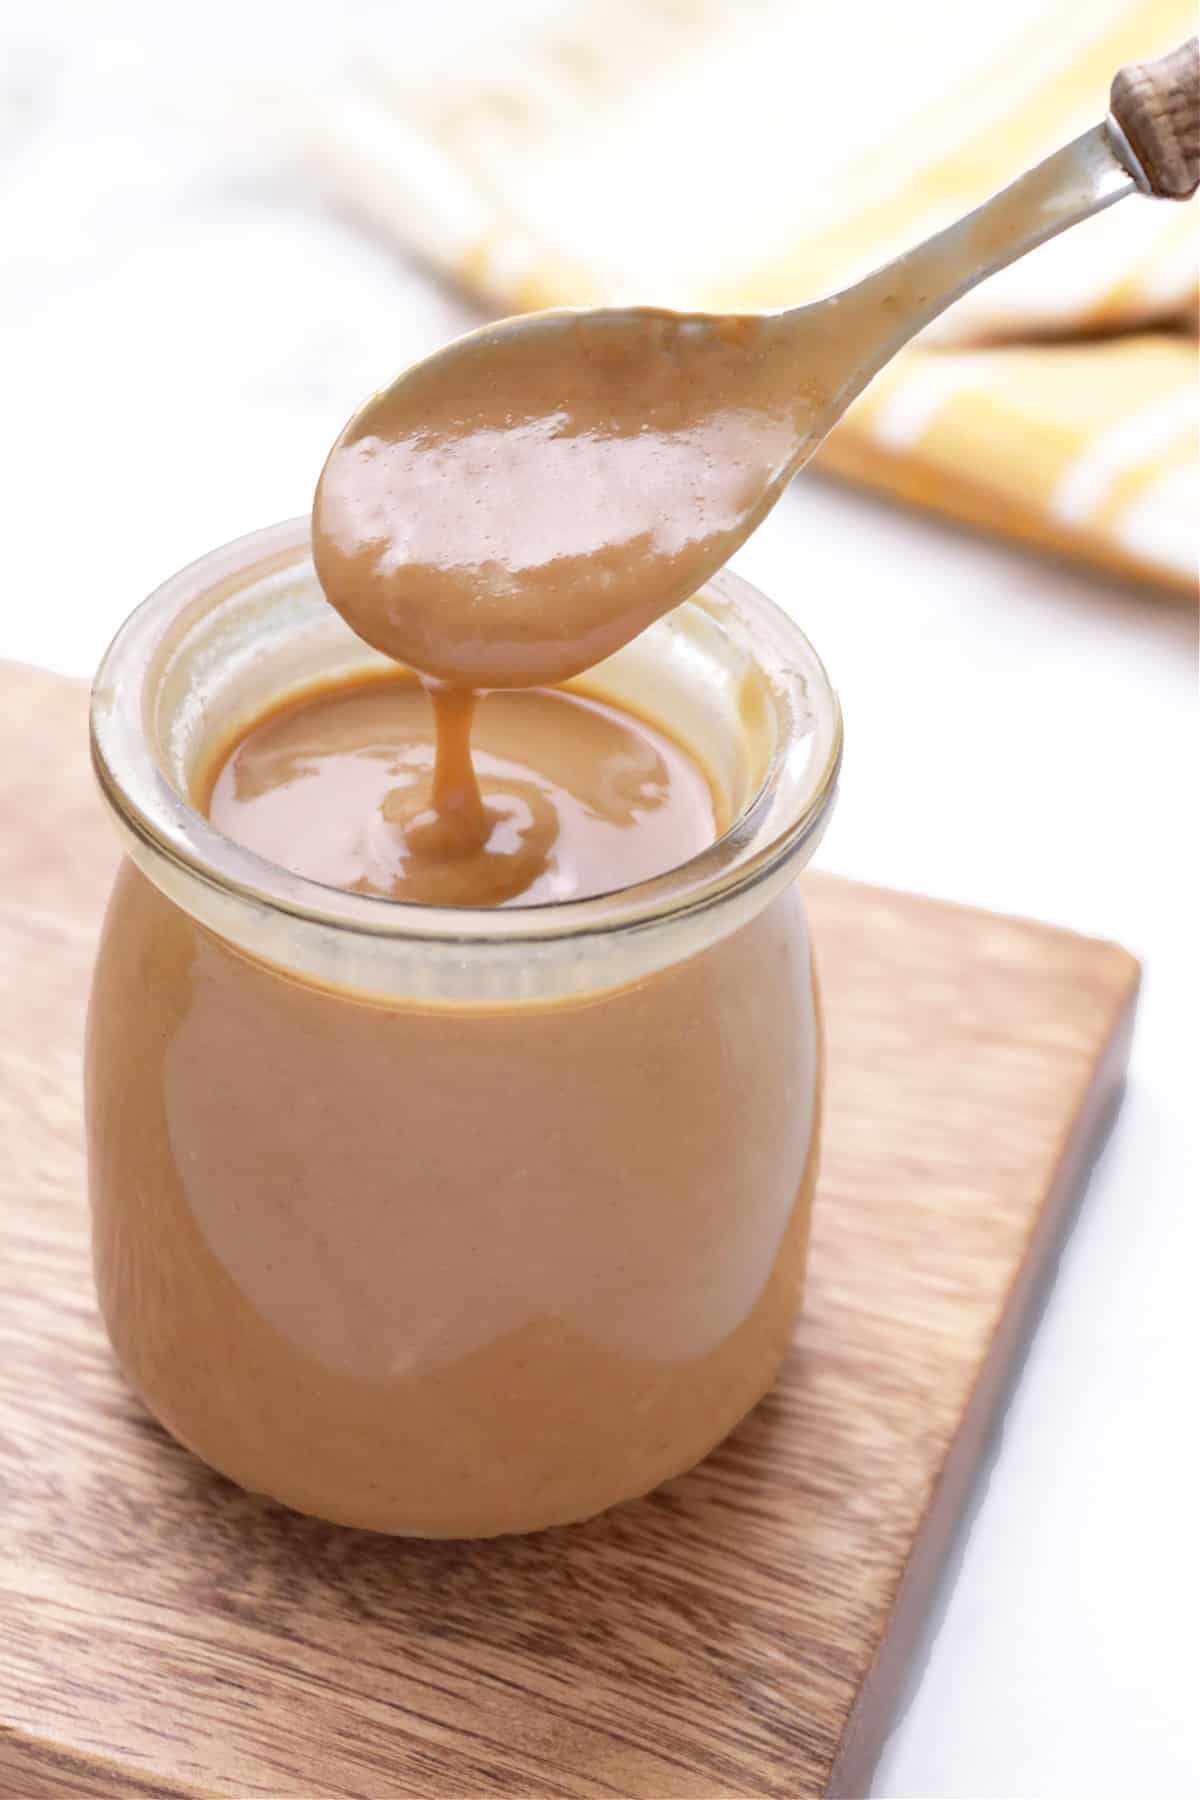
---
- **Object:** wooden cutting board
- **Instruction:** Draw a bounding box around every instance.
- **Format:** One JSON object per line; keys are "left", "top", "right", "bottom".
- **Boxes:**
{"left": 0, "top": 661, "right": 1138, "bottom": 1800}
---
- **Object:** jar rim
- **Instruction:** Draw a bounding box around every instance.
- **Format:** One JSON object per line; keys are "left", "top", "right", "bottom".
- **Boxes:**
{"left": 91, "top": 517, "right": 842, "bottom": 949}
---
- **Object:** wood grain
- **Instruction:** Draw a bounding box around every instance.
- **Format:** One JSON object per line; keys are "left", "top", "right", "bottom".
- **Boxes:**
{"left": 0, "top": 661, "right": 1139, "bottom": 1799}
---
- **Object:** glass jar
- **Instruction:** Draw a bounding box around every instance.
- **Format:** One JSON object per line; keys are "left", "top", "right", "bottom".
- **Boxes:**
{"left": 86, "top": 518, "right": 841, "bottom": 1537}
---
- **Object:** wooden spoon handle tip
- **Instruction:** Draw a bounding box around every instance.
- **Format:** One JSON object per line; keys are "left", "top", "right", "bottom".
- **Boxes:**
{"left": 1110, "top": 38, "right": 1199, "bottom": 199}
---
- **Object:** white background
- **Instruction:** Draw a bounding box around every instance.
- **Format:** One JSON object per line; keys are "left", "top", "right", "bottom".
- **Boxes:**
{"left": 2, "top": 4, "right": 1197, "bottom": 1795}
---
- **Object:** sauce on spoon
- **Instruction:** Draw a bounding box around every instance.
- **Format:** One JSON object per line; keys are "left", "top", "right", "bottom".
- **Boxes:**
{"left": 312, "top": 309, "right": 804, "bottom": 691}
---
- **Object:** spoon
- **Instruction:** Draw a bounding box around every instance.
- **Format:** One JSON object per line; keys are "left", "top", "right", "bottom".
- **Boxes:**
{"left": 314, "top": 38, "right": 1198, "bottom": 691}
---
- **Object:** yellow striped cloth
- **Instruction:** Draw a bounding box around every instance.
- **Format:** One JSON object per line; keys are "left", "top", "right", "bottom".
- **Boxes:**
{"left": 295, "top": 0, "right": 1198, "bottom": 594}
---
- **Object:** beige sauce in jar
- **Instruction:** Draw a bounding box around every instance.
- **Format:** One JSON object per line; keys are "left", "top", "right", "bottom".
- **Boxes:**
{"left": 89, "top": 855, "right": 820, "bottom": 1536}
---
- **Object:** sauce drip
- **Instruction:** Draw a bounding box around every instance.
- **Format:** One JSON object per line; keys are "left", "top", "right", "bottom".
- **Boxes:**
{"left": 310, "top": 313, "right": 808, "bottom": 890}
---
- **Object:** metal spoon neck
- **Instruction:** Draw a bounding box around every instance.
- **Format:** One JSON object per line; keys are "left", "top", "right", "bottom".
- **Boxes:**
{"left": 785, "top": 119, "right": 1136, "bottom": 422}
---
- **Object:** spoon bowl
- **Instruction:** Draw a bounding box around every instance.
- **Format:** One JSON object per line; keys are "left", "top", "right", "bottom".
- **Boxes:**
{"left": 314, "top": 304, "right": 816, "bottom": 688}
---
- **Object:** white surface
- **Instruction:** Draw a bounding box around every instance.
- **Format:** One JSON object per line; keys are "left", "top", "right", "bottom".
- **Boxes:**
{"left": 2, "top": 5, "right": 1197, "bottom": 1795}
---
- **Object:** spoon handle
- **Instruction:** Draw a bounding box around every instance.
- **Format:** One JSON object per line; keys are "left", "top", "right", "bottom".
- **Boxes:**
{"left": 821, "top": 38, "right": 1198, "bottom": 404}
